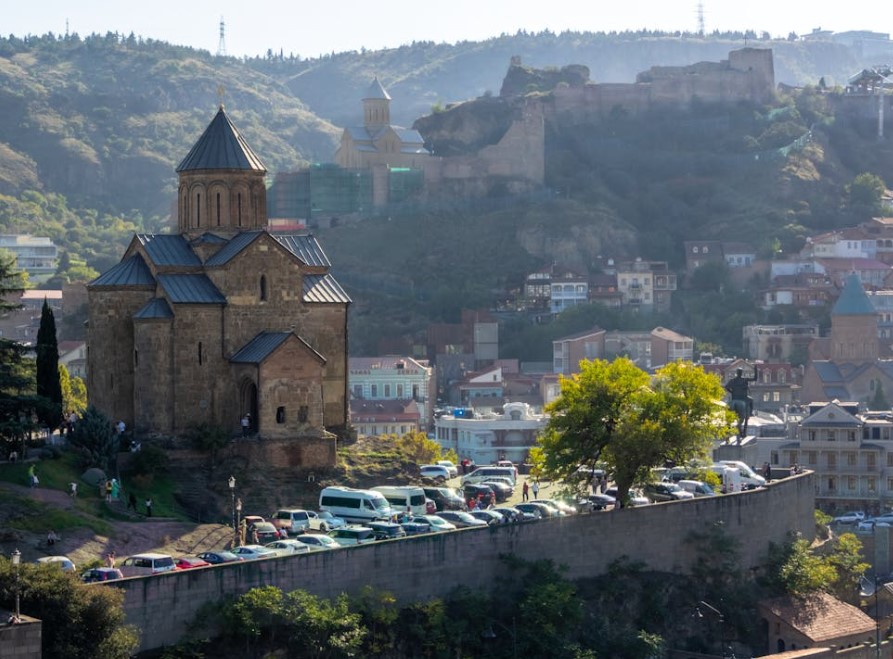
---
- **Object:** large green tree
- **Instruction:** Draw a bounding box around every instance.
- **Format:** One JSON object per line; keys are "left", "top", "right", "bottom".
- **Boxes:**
{"left": 36, "top": 298, "right": 63, "bottom": 429}
{"left": 534, "top": 358, "right": 734, "bottom": 505}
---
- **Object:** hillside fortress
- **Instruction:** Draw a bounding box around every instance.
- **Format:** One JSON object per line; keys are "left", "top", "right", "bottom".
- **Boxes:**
{"left": 87, "top": 107, "right": 351, "bottom": 439}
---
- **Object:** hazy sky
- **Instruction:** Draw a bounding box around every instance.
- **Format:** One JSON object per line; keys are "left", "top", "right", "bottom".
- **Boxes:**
{"left": 4, "top": 1, "right": 889, "bottom": 59}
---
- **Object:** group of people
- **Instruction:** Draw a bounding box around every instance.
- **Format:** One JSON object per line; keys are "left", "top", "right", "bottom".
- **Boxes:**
{"left": 520, "top": 479, "right": 541, "bottom": 501}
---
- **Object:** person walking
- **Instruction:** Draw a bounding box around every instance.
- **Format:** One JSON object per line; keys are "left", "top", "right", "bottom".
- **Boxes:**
{"left": 106, "top": 551, "right": 116, "bottom": 568}
{"left": 241, "top": 413, "right": 251, "bottom": 438}
{"left": 111, "top": 478, "right": 120, "bottom": 501}
{"left": 105, "top": 479, "right": 113, "bottom": 503}
{"left": 145, "top": 497, "right": 153, "bottom": 517}
{"left": 531, "top": 480, "right": 540, "bottom": 499}
{"left": 522, "top": 480, "right": 530, "bottom": 502}
{"left": 69, "top": 481, "right": 78, "bottom": 498}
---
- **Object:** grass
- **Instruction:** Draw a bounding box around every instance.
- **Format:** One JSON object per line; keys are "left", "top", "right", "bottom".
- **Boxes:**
{"left": 4, "top": 491, "right": 113, "bottom": 535}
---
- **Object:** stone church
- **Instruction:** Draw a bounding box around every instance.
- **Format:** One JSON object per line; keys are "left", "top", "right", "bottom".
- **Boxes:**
{"left": 87, "top": 106, "right": 351, "bottom": 439}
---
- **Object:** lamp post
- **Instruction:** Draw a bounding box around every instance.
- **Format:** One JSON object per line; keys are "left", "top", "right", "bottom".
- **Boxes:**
{"left": 697, "top": 600, "right": 726, "bottom": 658}
{"left": 236, "top": 497, "right": 242, "bottom": 546}
{"left": 228, "top": 475, "right": 236, "bottom": 547}
{"left": 11, "top": 548, "right": 21, "bottom": 620}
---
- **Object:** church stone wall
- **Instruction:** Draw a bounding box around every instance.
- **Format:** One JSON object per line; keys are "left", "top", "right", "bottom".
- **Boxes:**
{"left": 258, "top": 340, "right": 325, "bottom": 438}
{"left": 133, "top": 319, "right": 174, "bottom": 434}
{"left": 177, "top": 170, "right": 267, "bottom": 234}
{"left": 87, "top": 288, "right": 154, "bottom": 426}
{"left": 298, "top": 305, "right": 348, "bottom": 428}
{"left": 170, "top": 305, "right": 227, "bottom": 433}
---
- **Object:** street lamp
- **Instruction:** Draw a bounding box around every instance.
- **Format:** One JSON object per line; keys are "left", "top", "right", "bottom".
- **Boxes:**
{"left": 228, "top": 476, "right": 237, "bottom": 547}
{"left": 11, "top": 548, "right": 21, "bottom": 621}
{"left": 236, "top": 497, "right": 243, "bottom": 546}
{"left": 697, "top": 600, "right": 726, "bottom": 658}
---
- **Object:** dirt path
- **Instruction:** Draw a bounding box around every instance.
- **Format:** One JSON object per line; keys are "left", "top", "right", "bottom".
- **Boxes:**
{"left": 1, "top": 481, "right": 233, "bottom": 568}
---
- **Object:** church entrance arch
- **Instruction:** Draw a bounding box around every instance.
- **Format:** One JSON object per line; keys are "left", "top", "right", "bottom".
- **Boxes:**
{"left": 239, "top": 379, "right": 258, "bottom": 434}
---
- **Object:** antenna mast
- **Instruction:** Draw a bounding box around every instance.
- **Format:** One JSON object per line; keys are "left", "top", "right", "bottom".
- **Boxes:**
{"left": 217, "top": 17, "right": 227, "bottom": 57}
{"left": 697, "top": 3, "right": 705, "bottom": 37}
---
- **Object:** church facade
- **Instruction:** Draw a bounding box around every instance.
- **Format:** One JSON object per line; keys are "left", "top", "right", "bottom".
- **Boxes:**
{"left": 87, "top": 107, "right": 351, "bottom": 439}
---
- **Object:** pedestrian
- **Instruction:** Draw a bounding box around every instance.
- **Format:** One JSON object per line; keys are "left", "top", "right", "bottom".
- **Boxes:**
{"left": 763, "top": 462, "right": 772, "bottom": 483}
{"left": 532, "top": 480, "right": 540, "bottom": 499}
{"left": 106, "top": 551, "right": 116, "bottom": 568}
{"left": 111, "top": 478, "right": 120, "bottom": 501}
{"left": 116, "top": 420, "right": 126, "bottom": 436}
{"left": 69, "top": 481, "right": 78, "bottom": 498}
{"left": 145, "top": 497, "right": 153, "bottom": 517}
{"left": 105, "top": 479, "right": 113, "bottom": 503}
{"left": 47, "top": 529, "right": 58, "bottom": 546}
{"left": 8, "top": 450, "right": 17, "bottom": 463}
{"left": 251, "top": 527, "right": 259, "bottom": 544}
{"left": 127, "top": 492, "right": 137, "bottom": 511}
{"left": 241, "top": 413, "right": 251, "bottom": 438}
{"left": 522, "top": 480, "right": 530, "bottom": 501}
{"left": 468, "top": 497, "right": 476, "bottom": 511}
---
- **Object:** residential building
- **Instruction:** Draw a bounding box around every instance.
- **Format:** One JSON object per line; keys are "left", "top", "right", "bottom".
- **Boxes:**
{"left": 0, "top": 289, "right": 63, "bottom": 345}
{"left": 552, "top": 327, "right": 606, "bottom": 375}
{"left": 615, "top": 259, "right": 676, "bottom": 312}
{"left": 703, "top": 359, "right": 801, "bottom": 414}
{"left": 549, "top": 269, "right": 589, "bottom": 314}
{"left": 87, "top": 106, "right": 350, "bottom": 439}
{"left": 802, "top": 228, "right": 875, "bottom": 260}
{"left": 58, "top": 340, "right": 87, "bottom": 379}
{"left": 742, "top": 324, "right": 819, "bottom": 362}
{"left": 683, "top": 240, "right": 724, "bottom": 274}
{"left": 349, "top": 356, "right": 434, "bottom": 427}
{"left": 350, "top": 399, "right": 422, "bottom": 437}
{"left": 433, "top": 401, "right": 547, "bottom": 465}
{"left": 0, "top": 234, "right": 58, "bottom": 276}
{"left": 604, "top": 330, "right": 653, "bottom": 369}
{"left": 650, "top": 326, "right": 693, "bottom": 366}
{"left": 762, "top": 272, "right": 835, "bottom": 309}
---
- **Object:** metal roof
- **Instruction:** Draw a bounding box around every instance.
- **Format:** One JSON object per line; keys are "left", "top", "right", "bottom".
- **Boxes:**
{"left": 230, "top": 331, "right": 326, "bottom": 365}
{"left": 176, "top": 107, "right": 266, "bottom": 173}
{"left": 133, "top": 298, "right": 174, "bottom": 320}
{"left": 363, "top": 77, "right": 391, "bottom": 101}
{"left": 303, "top": 274, "right": 351, "bottom": 304}
{"left": 395, "top": 129, "right": 425, "bottom": 144}
{"left": 832, "top": 273, "right": 876, "bottom": 316}
{"left": 204, "top": 231, "right": 262, "bottom": 266}
{"left": 813, "top": 361, "right": 843, "bottom": 382}
{"left": 89, "top": 254, "right": 155, "bottom": 287}
{"left": 272, "top": 234, "right": 332, "bottom": 267}
{"left": 191, "top": 232, "right": 229, "bottom": 245}
{"left": 157, "top": 274, "right": 226, "bottom": 304}
{"left": 137, "top": 234, "right": 202, "bottom": 267}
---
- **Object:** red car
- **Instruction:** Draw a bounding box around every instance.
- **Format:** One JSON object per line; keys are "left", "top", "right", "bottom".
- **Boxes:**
{"left": 175, "top": 556, "right": 210, "bottom": 570}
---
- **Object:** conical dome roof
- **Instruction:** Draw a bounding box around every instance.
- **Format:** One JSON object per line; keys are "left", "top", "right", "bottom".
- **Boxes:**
{"left": 363, "top": 77, "right": 391, "bottom": 101}
{"left": 176, "top": 106, "right": 266, "bottom": 173}
{"left": 832, "top": 273, "right": 876, "bottom": 316}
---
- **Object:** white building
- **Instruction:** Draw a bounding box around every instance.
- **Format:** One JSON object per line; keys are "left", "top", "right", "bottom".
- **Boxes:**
{"left": 349, "top": 356, "right": 434, "bottom": 426}
{"left": 0, "top": 234, "right": 58, "bottom": 275}
{"left": 434, "top": 401, "right": 547, "bottom": 465}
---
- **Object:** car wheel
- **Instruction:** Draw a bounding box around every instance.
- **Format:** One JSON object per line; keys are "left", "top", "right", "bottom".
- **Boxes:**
{"left": 320, "top": 523, "right": 328, "bottom": 532}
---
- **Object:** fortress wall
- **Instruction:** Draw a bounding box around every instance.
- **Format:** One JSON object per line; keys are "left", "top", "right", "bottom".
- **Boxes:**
{"left": 119, "top": 473, "right": 814, "bottom": 653}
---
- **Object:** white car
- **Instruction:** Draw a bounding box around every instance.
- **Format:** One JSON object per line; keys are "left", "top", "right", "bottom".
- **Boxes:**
{"left": 36, "top": 556, "right": 76, "bottom": 572}
{"left": 411, "top": 514, "right": 457, "bottom": 532}
{"left": 437, "top": 460, "right": 459, "bottom": 478}
{"left": 420, "top": 465, "right": 451, "bottom": 482}
{"left": 857, "top": 518, "right": 892, "bottom": 532}
{"left": 832, "top": 511, "right": 866, "bottom": 525}
{"left": 231, "top": 544, "right": 278, "bottom": 560}
{"left": 308, "top": 511, "right": 348, "bottom": 532}
{"left": 294, "top": 534, "right": 341, "bottom": 551}
{"left": 264, "top": 539, "right": 311, "bottom": 556}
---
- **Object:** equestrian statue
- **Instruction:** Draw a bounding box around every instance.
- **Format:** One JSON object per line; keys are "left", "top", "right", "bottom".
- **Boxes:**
{"left": 725, "top": 366, "right": 758, "bottom": 439}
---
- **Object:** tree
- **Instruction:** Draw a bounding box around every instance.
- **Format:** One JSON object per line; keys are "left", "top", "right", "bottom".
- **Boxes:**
{"left": 396, "top": 431, "right": 442, "bottom": 465}
{"left": 868, "top": 382, "right": 889, "bottom": 411}
{"left": 68, "top": 404, "right": 118, "bottom": 471}
{"left": 847, "top": 172, "right": 886, "bottom": 219}
{"left": 36, "top": 298, "right": 63, "bottom": 429}
{"left": 534, "top": 358, "right": 733, "bottom": 506}
{"left": 59, "top": 364, "right": 87, "bottom": 417}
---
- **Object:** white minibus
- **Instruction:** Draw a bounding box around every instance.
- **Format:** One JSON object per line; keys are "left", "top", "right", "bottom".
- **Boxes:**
{"left": 372, "top": 485, "right": 428, "bottom": 516}
{"left": 319, "top": 486, "right": 393, "bottom": 523}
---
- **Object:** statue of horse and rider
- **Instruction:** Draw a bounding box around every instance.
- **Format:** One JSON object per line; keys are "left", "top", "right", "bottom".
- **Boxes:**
{"left": 726, "top": 366, "right": 758, "bottom": 439}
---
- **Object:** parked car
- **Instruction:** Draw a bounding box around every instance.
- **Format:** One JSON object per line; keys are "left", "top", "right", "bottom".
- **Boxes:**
{"left": 532, "top": 498, "right": 577, "bottom": 515}
{"left": 437, "top": 460, "right": 459, "bottom": 478}
{"left": 514, "top": 502, "right": 550, "bottom": 519}
{"left": 422, "top": 486, "right": 467, "bottom": 511}
{"left": 175, "top": 556, "right": 211, "bottom": 570}
{"left": 481, "top": 480, "right": 512, "bottom": 502}
{"left": 492, "top": 506, "right": 536, "bottom": 523}
{"left": 833, "top": 511, "right": 867, "bottom": 525}
{"left": 271, "top": 508, "right": 315, "bottom": 536}
{"left": 410, "top": 514, "right": 457, "bottom": 532}
{"left": 470, "top": 509, "right": 504, "bottom": 526}
{"left": 529, "top": 500, "right": 568, "bottom": 516}
{"left": 367, "top": 521, "right": 408, "bottom": 540}
{"left": 677, "top": 480, "right": 716, "bottom": 497}
{"left": 420, "top": 464, "right": 451, "bottom": 482}
{"left": 264, "top": 539, "right": 312, "bottom": 556}
{"left": 120, "top": 553, "right": 176, "bottom": 576}
{"left": 249, "top": 521, "right": 283, "bottom": 543}
{"left": 643, "top": 482, "right": 695, "bottom": 503}
{"left": 858, "top": 518, "right": 892, "bottom": 532}
{"left": 36, "top": 556, "right": 76, "bottom": 572}
{"left": 604, "top": 487, "right": 650, "bottom": 507}
{"left": 328, "top": 526, "right": 377, "bottom": 546}
{"left": 81, "top": 567, "right": 123, "bottom": 583}
{"left": 463, "top": 483, "right": 495, "bottom": 508}
{"left": 436, "top": 510, "right": 489, "bottom": 528}
{"left": 231, "top": 545, "right": 278, "bottom": 560}
{"left": 294, "top": 534, "right": 342, "bottom": 551}
{"left": 587, "top": 494, "right": 616, "bottom": 511}
{"left": 495, "top": 460, "right": 519, "bottom": 478}
{"left": 308, "top": 511, "right": 348, "bottom": 532}
{"left": 400, "top": 520, "right": 434, "bottom": 535}
{"left": 196, "top": 551, "right": 244, "bottom": 565}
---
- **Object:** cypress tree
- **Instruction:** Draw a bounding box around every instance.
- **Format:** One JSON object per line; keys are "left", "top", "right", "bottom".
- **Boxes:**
{"left": 36, "top": 297, "right": 63, "bottom": 429}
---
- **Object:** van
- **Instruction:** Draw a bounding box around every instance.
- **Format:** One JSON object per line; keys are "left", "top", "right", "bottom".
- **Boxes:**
{"left": 371, "top": 486, "right": 428, "bottom": 516}
{"left": 271, "top": 508, "right": 314, "bottom": 536}
{"left": 120, "top": 552, "right": 176, "bottom": 577}
{"left": 716, "top": 460, "right": 766, "bottom": 488}
{"left": 461, "top": 466, "right": 517, "bottom": 486}
{"left": 319, "top": 486, "right": 394, "bottom": 524}
{"left": 707, "top": 465, "right": 744, "bottom": 493}
{"left": 677, "top": 480, "right": 716, "bottom": 497}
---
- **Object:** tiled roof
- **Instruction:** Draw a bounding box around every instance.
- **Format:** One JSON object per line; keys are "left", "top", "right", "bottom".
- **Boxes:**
{"left": 760, "top": 592, "right": 875, "bottom": 643}
{"left": 133, "top": 297, "right": 174, "bottom": 320}
{"left": 136, "top": 234, "right": 202, "bottom": 267}
{"left": 90, "top": 254, "right": 155, "bottom": 287}
{"left": 157, "top": 274, "right": 226, "bottom": 304}
{"left": 349, "top": 356, "right": 428, "bottom": 371}
{"left": 273, "top": 234, "right": 332, "bottom": 268}
{"left": 303, "top": 274, "right": 351, "bottom": 304}
{"left": 832, "top": 273, "right": 876, "bottom": 315}
{"left": 203, "top": 231, "right": 262, "bottom": 266}
{"left": 176, "top": 107, "right": 266, "bottom": 173}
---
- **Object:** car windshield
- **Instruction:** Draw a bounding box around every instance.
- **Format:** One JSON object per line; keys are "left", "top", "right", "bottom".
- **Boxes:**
{"left": 371, "top": 497, "right": 390, "bottom": 510}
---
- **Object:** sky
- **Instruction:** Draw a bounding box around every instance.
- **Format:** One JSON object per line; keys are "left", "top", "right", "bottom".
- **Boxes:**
{"left": 3, "top": 1, "right": 890, "bottom": 60}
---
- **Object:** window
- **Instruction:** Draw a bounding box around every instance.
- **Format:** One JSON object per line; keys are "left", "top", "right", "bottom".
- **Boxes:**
{"left": 828, "top": 477, "right": 836, "bottom": 491}
{"left": 397, "top": 384, "right": 404, "bottom": 398}
{"left": 868, "top": 453, "right": 877, "bottom": 468}
{"left": 384, "top": 384, "right": 391, "bottom": 398}
{"left": 276, "top": 407, "right": 285, "bottom": 424}
{"left": 869, "top": 477, "right": 877, "bottom": 493}
{"left": 828, "top": 453, "right": 837, "bottom": 468}
{"left": 298, "top": 406, "right": 308, "bottom": 422}
{"left": 848, "top": 431, "right": 856, "bottom": 442}
{"left": 806, "top": 451, "right": 816, "bottom": 465}
{"left": 371, "top": 385, "right": 378, "bottom": 397}
{"left": 196, "top": 193, "right": 201, "bottom": 226}
{"left": 134, "top": 349, "right": 139, "bottom": 368}
{"left": 216, "top": 193, "right": 221, "bottom": 226}
{"left": 238, "top": 193, "right": 242, "bottom": 226}
{"left": 847, "top": 452, "right": 856, "bottom": 466}
{"left": 848, "top": 476, "right": 856, "bottom": 490}
{"left": 198, "top": 342, "right": 203, "bottom": 365}
{"left": 773, "top": 392, "right": 780, "bottom": 402}
{"left": 260, "top": 275, "right": 267, "bottom": 302}
{"left": 693, "top": 246, "right": 699, "bottom": 254}
{"left": 353, "top": 385, "right": 362, "bottom": 398}
{"left": 888, "top": 477, "right": 893, "bottom": 491}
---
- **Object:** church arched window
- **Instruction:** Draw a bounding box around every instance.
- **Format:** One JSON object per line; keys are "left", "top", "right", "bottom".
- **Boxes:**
{"left": 260, "top": 275, "right": 268, "bottom": 301}
{"left": 196, "top": 193, "right": 201, "bottom": 227}
{"left": 216, "top": 193, "right": 221, "bottom": 226}
{"left": 198, "top": 341, "right": 203, "bottom": 365}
